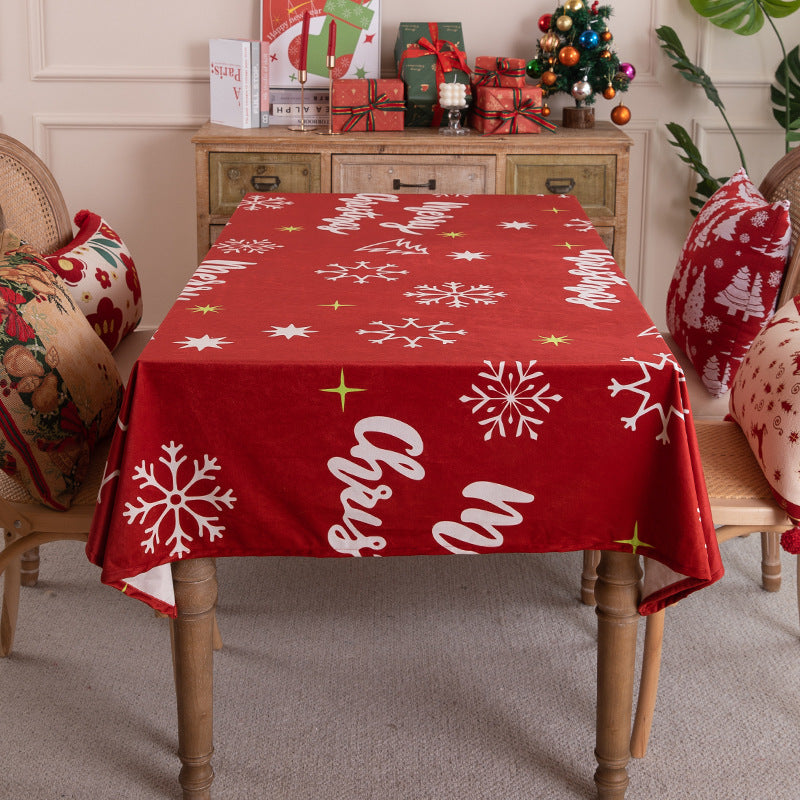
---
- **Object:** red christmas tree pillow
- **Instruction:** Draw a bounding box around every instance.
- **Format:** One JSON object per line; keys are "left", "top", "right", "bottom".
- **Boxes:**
{"left": 666, "top": 169, "right": 791, "bottom": 397}
{"left": 44, "top": 210, "right": 143, "bottom": 352}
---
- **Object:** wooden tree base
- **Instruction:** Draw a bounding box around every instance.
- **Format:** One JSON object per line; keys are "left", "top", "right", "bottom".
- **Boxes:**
{"left": 562, "top": 106, "right": 595, "bottom": 129}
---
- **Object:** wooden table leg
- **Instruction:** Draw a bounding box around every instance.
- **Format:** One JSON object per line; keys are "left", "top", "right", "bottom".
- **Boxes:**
{"left": 594, "top": 551, "right": 641, "bottom": 800}
{"left": 171, "top": 557, "right": 217, "bottom": 800}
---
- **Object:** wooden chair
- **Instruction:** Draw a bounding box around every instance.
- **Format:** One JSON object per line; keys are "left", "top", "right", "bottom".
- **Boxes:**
{"left": 0, "top": 134, "right": 155, "bottom": 656}
{"left": 582, "top": 145, "right": 800, "bottom": 758}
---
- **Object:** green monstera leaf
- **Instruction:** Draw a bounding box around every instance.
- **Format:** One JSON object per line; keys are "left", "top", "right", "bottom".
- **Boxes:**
{"left": 690, "top": 0, "right": 800, "bottom": 35}
{"left": 772, "top": 44, "right": 800, "bottom": 141}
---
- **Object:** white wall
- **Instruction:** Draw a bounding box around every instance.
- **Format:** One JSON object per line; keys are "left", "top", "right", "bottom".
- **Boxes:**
{"left": 2, "top": 0, "right": 800, "bottom": 329}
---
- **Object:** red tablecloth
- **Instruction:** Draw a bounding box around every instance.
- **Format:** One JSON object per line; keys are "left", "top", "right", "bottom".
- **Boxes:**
{"left": 88, "top": 192, "right": 723, "bottom": 615}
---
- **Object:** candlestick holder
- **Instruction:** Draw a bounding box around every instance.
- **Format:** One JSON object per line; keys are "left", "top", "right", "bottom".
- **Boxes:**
{"left": 289, "top": 71, "right": 316, "bottom": 132}
{"left": 439, "top": 103, "right": 470, "bottom": 136}
{"left": 316, "top": 56, "right": 341, "bottom": 135}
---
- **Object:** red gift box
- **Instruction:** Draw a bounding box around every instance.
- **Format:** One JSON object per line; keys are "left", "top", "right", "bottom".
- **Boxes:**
{"left": 331, "top": 78, "right": 405, "bottom": 132}
{"left": 472, "top": 56, "right": 527, "bottom": 88}
{"left": 470, "top": 85, "right": 556, "bottom": 135}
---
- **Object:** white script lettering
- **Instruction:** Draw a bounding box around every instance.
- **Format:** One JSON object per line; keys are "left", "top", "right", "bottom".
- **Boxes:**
{"left": 327, "top": 416, "right": 425, "bottom": 556}
{"left": 563, "top": 248, "right": 627, "bottom": 311}
{"left": 177, "top": 260, "right": 253, "bottom": 300}
{"left": 432, "top": 481, "right": 534, "bottom": 554}
{"left": 317, "top": 193, "right": 399, "bottom": 236}
{"left": 379, "top": 201, "right": 469, "bottom": 236}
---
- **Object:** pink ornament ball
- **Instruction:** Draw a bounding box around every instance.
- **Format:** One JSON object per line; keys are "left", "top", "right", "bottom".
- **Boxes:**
{"left": 619, "top": 62, "right": 636, "bottom": 81}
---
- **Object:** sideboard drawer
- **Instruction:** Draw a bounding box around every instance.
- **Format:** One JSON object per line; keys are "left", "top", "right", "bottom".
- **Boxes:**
{"left": 332, "top": 154, "right": 495, "bottom": 194}
{"left": 209, "top": 152, "right": 321, "bottom": 215}
{"left": 505, "top": 154, "right": 617, "bottom": 217}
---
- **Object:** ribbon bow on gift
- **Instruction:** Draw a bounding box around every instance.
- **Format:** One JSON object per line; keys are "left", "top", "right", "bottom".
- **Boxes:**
{"left": 473, "top": 58, "right": 526, "bottom": 87}
{"left": 397, "top": 23, "right": 471, "bottom": 85}
{"left": 474, "top": 89, "right": 557, "bottom": 133}
{"left": 333, "top": 80, "right": 405, "bottom": 132}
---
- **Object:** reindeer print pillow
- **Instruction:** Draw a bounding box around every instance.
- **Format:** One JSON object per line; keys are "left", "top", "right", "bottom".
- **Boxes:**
{"left": 729, "top": 295, "right": 800, "bottom": 518}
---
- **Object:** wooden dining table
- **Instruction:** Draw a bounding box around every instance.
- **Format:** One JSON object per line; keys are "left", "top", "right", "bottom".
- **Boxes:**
{"left": 88, "top": 191, "right": 723, "bottom": 799}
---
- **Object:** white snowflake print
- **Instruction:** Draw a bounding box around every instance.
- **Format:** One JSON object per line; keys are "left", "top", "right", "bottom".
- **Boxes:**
{"left": 751, "top": 209, "right": 769, "bottom": 227}
{"left": 703, "top": 315, "right": 721, "bottom": 333}
{"left": 460, "top": 360, "right": 562, "bottom": 441}
{"left": 216, "top": 238, "right": 284, "bottom": 254}
{"left": 123, "top": 442, "right": 237, "bottom": 559}
{"left": 404, "top": 282, "right": 507, "bottom": 309}
{"left": 608, "top": 353, "right": 688, "bottom": 444}
{"left": 357, "top": 318, "right": 467, "bottom": 348}
{"left": 769, "top": 270, "right": 783, "bottom": 288}
{"left": 239, "top": 195, "right": 294, "bottom": 211}
{"left": 175, "top": 335, "right": 232, "bottom": 351}
{"left": 565, "top": 217, "right": 594, "bottom": 234}
{"left": 448, "top": 250, "right": 489, "bottom": 262}
{"left": 498, "top": 221, "right": 534, "bottom": 230}
{"left": 316, "top": 260, "right": 408, "bottom": 283}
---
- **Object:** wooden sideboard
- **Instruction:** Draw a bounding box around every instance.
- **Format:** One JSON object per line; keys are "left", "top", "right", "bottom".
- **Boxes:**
{"left": 192, "top": 121, "right": 632, "bottom": 271}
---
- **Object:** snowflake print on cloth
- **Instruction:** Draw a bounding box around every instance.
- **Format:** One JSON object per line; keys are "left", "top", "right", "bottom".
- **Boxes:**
{"left": 216, "top": 238, "right": 284, "bottom": 254}
{"left": 460, "top": 360, "right": 562, "bottom": 441}
{"left": 123, "top": 442, "right": 237, "bottom": 559}
{"left": 316, "top": 261, "right": 408, "bottom": 283}
{"left": 608, "top": 353, "right": 688, "bottom": 444}
{"left": 565, "top": 217, "right": 595, "bottom": 234}
{"left": 404, "top": 282, "right": 507, "bottom": 309}
{"left": 358, "top": 318, "right": 467, "bottom": 347}
{"left": 238, "top": 195, "right": 294, "bottom": 211}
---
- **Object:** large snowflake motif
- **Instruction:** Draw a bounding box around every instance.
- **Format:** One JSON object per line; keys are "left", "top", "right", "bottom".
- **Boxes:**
{"left": 608, "top": 353, "right": 688, "bottom": 444}
{"left": 216, "top": 238, "right": 284, "bottom": 254}
{"left": 239, "top": 195, "right": 294, "bottom": 211}
{"left": 123, "top": 442, "right": 237, "bottom": 559}
{"left": 460, "top": 360, "right": 562, "bottom": 441}
{"left": 404, "top": 282, "right": 507, "bottom": 308}
{"left": 357, "top": 318, "right": 467, "bottom": 348}
{"left": 316, "top": 260, "right": 408, "bottom": 283}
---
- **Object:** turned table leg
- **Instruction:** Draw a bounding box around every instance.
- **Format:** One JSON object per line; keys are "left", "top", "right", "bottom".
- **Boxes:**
{"left": 594, "top": 551, "right": 641, "bottom": 800}
{"left": 171, "top": 557, "right": 217, "bottom": 800}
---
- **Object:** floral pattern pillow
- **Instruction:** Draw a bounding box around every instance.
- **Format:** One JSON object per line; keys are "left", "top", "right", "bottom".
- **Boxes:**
{"left": 44, "top": 210, "right": 142, "bottom": 351}
{"left": 0, "top": 230, "right": 123, "bottom": 509}
{"left": 666, "top": 169, "right": 791, "bottom": 397}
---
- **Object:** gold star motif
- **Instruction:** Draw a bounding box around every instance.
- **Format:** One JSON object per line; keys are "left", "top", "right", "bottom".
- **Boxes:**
{"left": 539, "top": 334, "right": 572, "bottom": 346}
{"left": 321, "top": 369, "right": 365, "bottom": 411}
{"left": 190, "top": 304, "right": 222, "bottom": 314}
{"left": 615, "top": 522, "right": 654, "bottom": 555}
{"left": 319, "top": 300, "right": 355, "bottom": 311}
{"left": 440, "top": 231, "right": 465, "bottom": 239}
{"left": 555, "top": 241, "right": 578, "bottom": 250}
{"left": 278, "top": 225, "right": 303, "bottom": 232}
{"left": 546, "top": 206, "right": 567, "bottom": 214}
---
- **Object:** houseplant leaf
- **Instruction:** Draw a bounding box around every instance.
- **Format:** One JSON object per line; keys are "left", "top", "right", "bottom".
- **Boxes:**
{"left": 771, "top": 44, "right": 800, "bottom": 133}
{"left": 690, "top": 0, "right": 800, "bottom": 35}
{"left": 655, "top": 26, "right": 724, "bottom": 109}
{"left": 665, "top": 122, "right": 728, "bottom": 215}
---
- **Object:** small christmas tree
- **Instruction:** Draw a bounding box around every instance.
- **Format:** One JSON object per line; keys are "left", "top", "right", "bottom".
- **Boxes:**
{"left": 528, "top": 1, "right": 633, "bottom": 127}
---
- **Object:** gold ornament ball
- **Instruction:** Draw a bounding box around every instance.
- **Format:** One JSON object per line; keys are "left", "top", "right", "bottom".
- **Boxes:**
{"left": 600, "top": 30, "right": 613, "bottom": 43}
{"left": 564, "top": 0, "right": 584, "bottom": 11}
{"left": 599, "top": 49, "right": 612, "bottom": 60}
{"left": 556, "top": 14, "right": 573, "bottom": 32}
{"left": 602, "top": 85, "right": 616, "bottom": 100}
{"left": 558, "top": 46, "right": 580, "bottom": 67}
{"left": 540, "top": 32, "right": 560, "bottom": 52}
{"left": 541, "top": 70, "right": 558, "bottom": 87}
{"left": 611, "top": 103, "right": 631, "bottom": 125}
{"left": 540, "top": 104, "right": 551, "bottom": 117}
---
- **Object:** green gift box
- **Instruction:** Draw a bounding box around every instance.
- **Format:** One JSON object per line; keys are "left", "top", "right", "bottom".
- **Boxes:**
{"left": 394, "top": 22, "right": 470, "bottom": 127}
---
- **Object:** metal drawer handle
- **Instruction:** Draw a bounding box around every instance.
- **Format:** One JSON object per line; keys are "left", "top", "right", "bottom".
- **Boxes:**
{"left": 251, "top": 175, "right": 281, "bottom": 192}
{"left": 393, "top": 178, "right": 436, "bottom": 190}
{"left": 545, "top": 177, "right": 576, "bottom": 194}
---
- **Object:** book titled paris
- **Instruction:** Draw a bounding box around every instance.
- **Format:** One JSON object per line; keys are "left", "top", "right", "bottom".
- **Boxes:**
{"left": 210, "top": 38, "right": 263, "bottom": 128}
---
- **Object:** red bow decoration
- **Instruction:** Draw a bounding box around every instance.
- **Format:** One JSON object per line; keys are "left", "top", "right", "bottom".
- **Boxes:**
{"left": 333, "top": 80, "right": 405, "bottom": 132}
